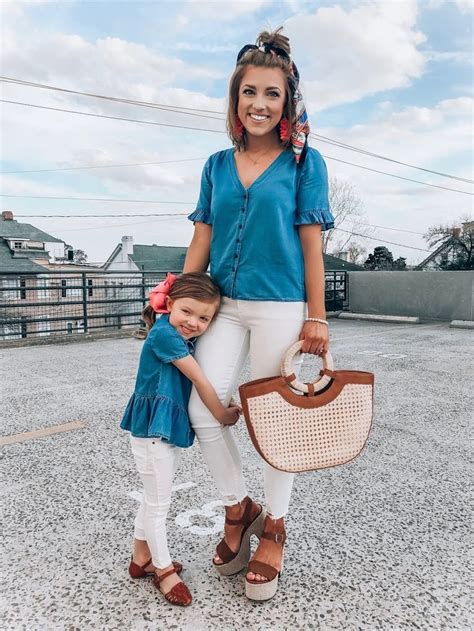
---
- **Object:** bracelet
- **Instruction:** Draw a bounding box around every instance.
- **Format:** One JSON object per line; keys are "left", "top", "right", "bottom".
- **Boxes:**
{"left": 305, "top": 317, "right": 328, "bottom": 326}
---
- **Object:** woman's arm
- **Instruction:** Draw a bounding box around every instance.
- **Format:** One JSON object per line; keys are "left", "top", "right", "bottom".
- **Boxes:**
{"left": 173, "top": 355, "right": 240, "bottom": 425}
{"left": 298, "top": 224, "right": 330, "bottom": 355}
{"left": 183, "top": 222, "right": 212, "bottom": 273}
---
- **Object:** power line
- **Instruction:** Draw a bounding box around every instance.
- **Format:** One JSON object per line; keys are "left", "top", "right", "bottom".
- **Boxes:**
{"left": 3, "top": 75, "right": 472, "bottom": 184}
{"left": 16, "top": 211, "right": 429, "bottom": 240}
{"left": 0, "top": 157, "right": 207, "bottom": 175}
{"left": 333, "top": 227, "right": 430, "bottom": 251}
{"left": 16, "top": 212, "right": 189, "bottom": 217}
{"left": 0, "top": 99, "right": 226, "bottom": 134}
{"left": 321, "top": 152, "right": 473, "bottom": 195}
{"left": 1, "top": 77, "right": 225, "bottom": 115}
{"left": 356, "top": 222, "right": 424, "bottom": 236}
{"left": 310, "top": 133, "right": 473, "bottom": 184}
{"left": 2, "top": 100, "right": 472, "bottom": 195}
{"left": 1, "top": 195, "right": 192, "bottom": 204}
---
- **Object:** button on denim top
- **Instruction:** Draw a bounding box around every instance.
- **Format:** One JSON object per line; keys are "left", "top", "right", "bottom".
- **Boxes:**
{"left": 188, "top": 147, "right": 334, "bottom": 302}
{"left": 120, "top": 315, "right": 195, "bottom": 448}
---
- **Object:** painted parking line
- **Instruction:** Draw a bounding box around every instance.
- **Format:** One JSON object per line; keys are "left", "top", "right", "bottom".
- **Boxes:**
{"left": 0, "top": 420, "right": 87, "bottom": 446}
{"left": 175, "top": 500, "right": 224, "bottom": 536}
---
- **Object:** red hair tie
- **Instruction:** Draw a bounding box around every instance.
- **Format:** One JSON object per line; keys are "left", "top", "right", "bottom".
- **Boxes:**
{"left": 149, "top": 272, "right": 178, "bottom": 314}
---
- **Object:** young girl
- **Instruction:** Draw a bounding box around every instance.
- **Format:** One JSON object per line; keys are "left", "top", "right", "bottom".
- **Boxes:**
{"left": 121, "top": 272, "right": 241, "bottom": 607}
{"left": 184, "top": 28, "right": 334, "bottom": 600}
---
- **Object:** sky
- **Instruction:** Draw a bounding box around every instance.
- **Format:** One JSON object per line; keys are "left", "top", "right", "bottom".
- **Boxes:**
{"left": 1, "top": 0, "right": 473, "bottom": 265}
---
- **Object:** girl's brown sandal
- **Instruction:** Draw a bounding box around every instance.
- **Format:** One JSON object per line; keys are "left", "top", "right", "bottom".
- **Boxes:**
{"left": 128, "top": 557, "right": 183, "bottom": 579}
{"left": 153, "top": 567, "right": 192, "bottom": 607}
{"left": 245, "top": 516, "right": 286, "bottom": 601}
{"left": 213, "top": 495, "right": 266, "bottom": 576}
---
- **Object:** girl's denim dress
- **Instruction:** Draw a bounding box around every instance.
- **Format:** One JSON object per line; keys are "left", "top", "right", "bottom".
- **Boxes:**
{"left": 120, "top": 315, "right": 195, "bottom": 448}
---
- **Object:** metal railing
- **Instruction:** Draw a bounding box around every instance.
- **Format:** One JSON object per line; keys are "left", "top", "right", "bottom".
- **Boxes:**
{"left": 0, "top": 270, "right": 347, "bottom": 341}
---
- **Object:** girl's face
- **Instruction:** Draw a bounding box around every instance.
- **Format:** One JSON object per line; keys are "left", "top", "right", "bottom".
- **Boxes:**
{"left": 237, "top": 65, "right": 287, "bottom": 140}
{"left": 166, "top": 296, "right": 219, "bottom": 339}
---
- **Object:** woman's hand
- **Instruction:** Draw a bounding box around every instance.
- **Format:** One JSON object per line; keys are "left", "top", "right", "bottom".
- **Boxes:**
{"left": 299, "top": 321, "right": 329, "bottom": 356}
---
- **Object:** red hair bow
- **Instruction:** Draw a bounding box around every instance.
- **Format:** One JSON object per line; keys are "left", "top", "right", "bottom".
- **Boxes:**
{"left": 149, "top": 272, "right": 178, "bottom": 314}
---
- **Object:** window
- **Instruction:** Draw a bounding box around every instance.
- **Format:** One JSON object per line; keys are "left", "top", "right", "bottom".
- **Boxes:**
{"left": 87, "top": 279, "right": 93, "bottom": 297}
{"left": 105, "top": 281, "right": 117, "bottom": 298}
{"left": 38, "top": 316, "right": 50, "bottom": 337}
{"left": 20, "top": 279, "right": 26, "bottom": 300}
{"left": 0, "top": 322, "right": 21, "bottom": 340}
{"left": 67, "top": 321, "right": 73, "bottom": 334}
{"left": 1, "top": 278, "right": 19, "bottom": 300}
{"left": 61, "top": 278, "right": 82, "bottom": 298}
{"left": 13, "top": 241, "right": 25, "bottom": 249}
{"left": 37, "top": 278, "right": 49, "bottom": 300}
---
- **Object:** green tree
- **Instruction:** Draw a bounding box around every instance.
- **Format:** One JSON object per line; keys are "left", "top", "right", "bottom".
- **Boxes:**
{"left": 364, "top": 246, "right": 394, "bottom": 270}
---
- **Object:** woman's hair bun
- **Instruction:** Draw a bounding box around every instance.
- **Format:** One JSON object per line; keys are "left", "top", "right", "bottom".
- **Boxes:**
{"left": 257, "top": 27, "right": 291, "bottom": 56}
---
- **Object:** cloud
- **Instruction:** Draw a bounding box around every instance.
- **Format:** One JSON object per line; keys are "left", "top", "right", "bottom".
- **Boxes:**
{"left": 178, "top": 0, "right": 270, "bottom": 22}
{"left": 426, "top": 0, "right": 474, "bottom": 12}
{"left": 425, "top": 50, "right": 472, "bottom": 64}
{"left": 284, "top": 1, "right": 426, "bottom": 112}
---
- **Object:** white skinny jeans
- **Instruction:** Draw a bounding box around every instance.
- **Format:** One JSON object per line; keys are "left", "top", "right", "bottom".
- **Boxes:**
{"left": 131, "top": 436, "right": 181, "bottom": 569}
{"left": 188, "top": 298, "right": 306, "bottom": 520}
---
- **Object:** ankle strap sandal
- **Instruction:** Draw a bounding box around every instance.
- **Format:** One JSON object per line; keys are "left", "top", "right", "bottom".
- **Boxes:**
{"left": 213, "top": 496, "right": 266, "bottom": 576}
{"left": 245, "top": 516, "right": 286, "bottom": 601}
{"left": 153, "top": 567, "right": 192, "bottom": 607}
{"left": 128, "top": 556, "right": 183, "bottom": 579}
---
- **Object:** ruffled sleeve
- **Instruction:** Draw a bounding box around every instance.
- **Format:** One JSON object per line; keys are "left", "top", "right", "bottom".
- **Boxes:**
{"left": 188, "top": 157, "right": 213, "bottom": 225}
{"left": 149, "top": 318, "right": 190, "bottom": 363}
{"left": 295, "top": 148, "right": 334, "bottom": 231}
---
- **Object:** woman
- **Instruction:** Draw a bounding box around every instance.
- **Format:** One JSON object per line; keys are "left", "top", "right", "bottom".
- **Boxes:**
{"left": 183, "top": 27, "right": 334, "bottom": 601}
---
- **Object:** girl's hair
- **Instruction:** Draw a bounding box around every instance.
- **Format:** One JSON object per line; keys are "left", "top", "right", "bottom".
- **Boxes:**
{"left": 226, "top": 27, "right": 295, "bottom": 151}
{"left": 142, "top": 272, "right": 221, "bottom": 330}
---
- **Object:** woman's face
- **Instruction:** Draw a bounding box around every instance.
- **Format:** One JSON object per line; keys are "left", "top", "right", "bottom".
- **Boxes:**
{"left": 237, "top": 65, "right": 286, "bottom": 140}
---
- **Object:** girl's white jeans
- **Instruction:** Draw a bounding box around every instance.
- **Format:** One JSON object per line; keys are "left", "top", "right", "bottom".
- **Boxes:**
{"left": 131, "top": 435, "right": 181, "bottom": 569}
{"left": 188, "top": 297, "right": 306, "bottom": 520}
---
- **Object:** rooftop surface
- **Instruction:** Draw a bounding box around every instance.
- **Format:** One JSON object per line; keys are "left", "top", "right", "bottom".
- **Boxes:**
{"left": 1, "top": 319, "right": 472, "bottom": 630}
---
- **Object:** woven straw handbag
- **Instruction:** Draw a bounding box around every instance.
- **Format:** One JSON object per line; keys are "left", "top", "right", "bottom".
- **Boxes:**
{"left": 239, "top": 341, "right": 374, "bottom": 473}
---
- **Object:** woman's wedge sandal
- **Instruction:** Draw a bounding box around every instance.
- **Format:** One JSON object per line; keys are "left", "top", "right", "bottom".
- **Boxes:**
{"left": 245, "top": 517, "right": 286, "bottom": 601}
{"left": 128, "top": 557, "right": 183, "bottom": 579}
{"left": 153, "top": 567, "right": 192, "bottom": 607}
{"left": 213, "top": 496, "right": 266, "bottom": 576}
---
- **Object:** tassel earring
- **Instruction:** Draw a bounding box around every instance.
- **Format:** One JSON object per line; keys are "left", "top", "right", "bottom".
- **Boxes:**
{"left": 234, "top": 115, "right": 244, "bottom": 140}
{"left": 279, "top": 117, "right": 290, "bottom": 142}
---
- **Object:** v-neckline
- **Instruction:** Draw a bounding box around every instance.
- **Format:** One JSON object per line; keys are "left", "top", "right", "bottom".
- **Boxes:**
{"left": 230, "top": 149, "right": 288, "bottom": 192}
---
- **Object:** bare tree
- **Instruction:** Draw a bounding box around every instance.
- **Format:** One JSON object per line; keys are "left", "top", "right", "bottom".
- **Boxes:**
{"left": 323, "top": 177, "right": 374, "bottom": 255}
{"left": 346, "top": 242, "right": 367, "bottom": 265}
{"left": 423, "top": 215, "right": 473, "bottom": 270}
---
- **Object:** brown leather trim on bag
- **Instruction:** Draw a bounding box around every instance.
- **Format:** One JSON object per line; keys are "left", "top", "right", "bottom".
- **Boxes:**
{"left": 240, "top": 370, "right": 373, "bottom": 409}
{"left": 283, "top": 373, "right": 296, "bottom": 384}
{"left": 239, "top": 373, "right": 376, "bottom": 474}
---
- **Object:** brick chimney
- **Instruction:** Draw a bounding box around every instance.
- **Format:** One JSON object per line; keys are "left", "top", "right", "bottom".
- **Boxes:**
{"left": 2, "top": 211, "right": 14, "bottom": 221}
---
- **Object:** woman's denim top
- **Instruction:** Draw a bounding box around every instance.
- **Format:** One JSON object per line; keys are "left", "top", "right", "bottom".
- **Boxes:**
{"left": 188, "top": 147, "right": 334, "bottom": 302}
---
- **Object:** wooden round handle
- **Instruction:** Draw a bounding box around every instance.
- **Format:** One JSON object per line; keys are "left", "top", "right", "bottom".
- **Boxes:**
{"left": 280, "top": 341, "right": 334, "bottom": 394}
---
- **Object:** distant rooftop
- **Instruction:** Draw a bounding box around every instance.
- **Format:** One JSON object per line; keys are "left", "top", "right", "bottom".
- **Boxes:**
{"left": 0, "top": 211, "right": 64, "bottom": 243}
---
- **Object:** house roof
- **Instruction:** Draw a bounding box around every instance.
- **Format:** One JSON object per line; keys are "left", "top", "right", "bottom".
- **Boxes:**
{"left": 0, "top": 239, "right": 49, "bottom": 273}
{"left": 414, "top": 237, "right": 453, "bottom": 270}
{"left": 104, "top": 239, "right": 363, "bottom": 274}
{"left": 323, "top": 254, "right": 365, "bottom": 271}
{"left": 0, "top": 218, "right": 64, "bottom": 243}
{"left": 130, "top": 245, "right": 187, "bottom": 272}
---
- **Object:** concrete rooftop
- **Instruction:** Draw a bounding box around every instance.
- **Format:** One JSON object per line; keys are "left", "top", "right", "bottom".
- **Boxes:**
{"left": 1, "top": 319, "right": 472, "bottom": 630}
